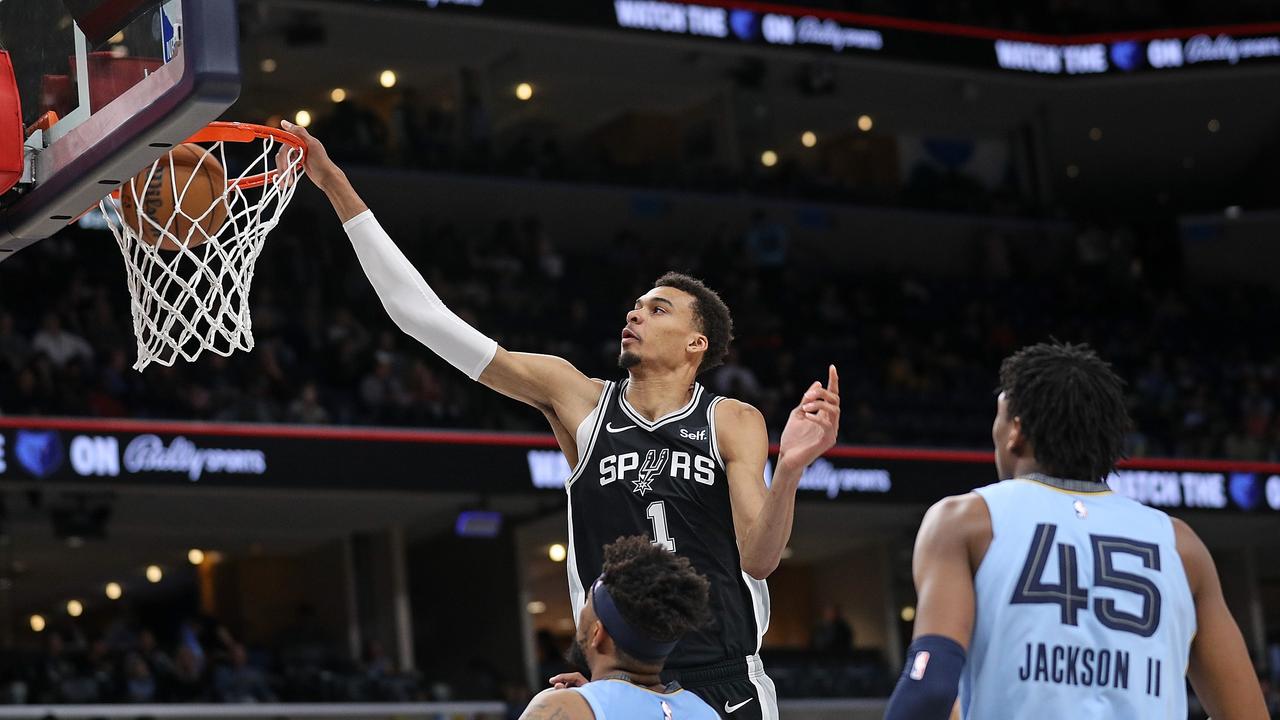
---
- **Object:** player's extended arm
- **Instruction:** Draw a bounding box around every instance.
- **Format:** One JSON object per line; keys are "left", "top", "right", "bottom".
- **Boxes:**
{"left": 719, "top": 366, "right": 840, "bottom": 579}
{"left": 1177, "top": 519, "right": 1269, "bottom": 719}
{"left": 884, "top": 494, "right": 989, "bottom": 720}
{"left": 284, "top": 121, "right": 601, "bottom": 419}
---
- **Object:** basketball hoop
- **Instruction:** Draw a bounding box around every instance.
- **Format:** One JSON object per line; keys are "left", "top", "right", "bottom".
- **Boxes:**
{"left": 100, "top": 121, "right": 307, "bottom": 371}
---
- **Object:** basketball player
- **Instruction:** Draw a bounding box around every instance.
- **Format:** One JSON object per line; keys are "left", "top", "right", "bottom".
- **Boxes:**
{"left": 281, "top": 121, "right": 840, "bottom": 720}
{"left": 884, "top": 342, "right": 1268, "bottom": 719}
{"left": 520, "top": 535, "right": 718, "bottom": 720}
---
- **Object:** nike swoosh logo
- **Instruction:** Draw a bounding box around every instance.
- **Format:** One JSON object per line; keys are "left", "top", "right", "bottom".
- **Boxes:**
{"left": 724, "top": 699, "right": 754, "bottom": 713}
{"left": 605, "top": 423, "right": 636, "bottom": 433}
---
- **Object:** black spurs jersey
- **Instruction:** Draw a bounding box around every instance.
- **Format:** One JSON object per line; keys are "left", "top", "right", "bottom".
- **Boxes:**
{"left": 565, "top": 379, "right": 770, "bottom": 670}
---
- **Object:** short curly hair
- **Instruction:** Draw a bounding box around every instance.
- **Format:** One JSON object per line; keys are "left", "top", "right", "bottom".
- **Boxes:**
{"left": 997, "top": 342, "right": 1132, "bottom": 483}
{"left": 601, "top": 536, "right": 711, "bottom": 649}
{"left": 654, "top": 272, "right": 734, "bottom": 374}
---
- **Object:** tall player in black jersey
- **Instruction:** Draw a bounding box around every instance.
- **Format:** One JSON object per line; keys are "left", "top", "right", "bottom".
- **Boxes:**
{"left": 283, "top": 122, "right": 841, "bottom": 720}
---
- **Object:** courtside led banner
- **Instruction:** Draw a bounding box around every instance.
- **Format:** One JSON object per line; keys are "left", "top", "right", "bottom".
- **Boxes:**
{"left": 361, "top": 0, "right": 1280, "bottom": 76}
{"left": 1, "top": 417, "right": 1278, "bottom": 513}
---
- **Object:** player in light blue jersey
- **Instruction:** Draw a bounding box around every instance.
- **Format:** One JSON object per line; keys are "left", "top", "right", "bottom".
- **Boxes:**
{"left": 885, "top": 342, "right": 1267, "bottom": 720}
{"left": 521, "top": 536, "right": 719, "bottom": 720}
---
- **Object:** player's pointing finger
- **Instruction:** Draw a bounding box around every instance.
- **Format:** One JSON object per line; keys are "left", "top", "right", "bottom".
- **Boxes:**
{"left": 828, "top": 365, "right": 839, "bottom": 396}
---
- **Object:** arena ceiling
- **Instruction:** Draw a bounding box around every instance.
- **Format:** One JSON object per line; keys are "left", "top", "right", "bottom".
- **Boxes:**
{"left": 236, "top": 0, "right": 1280, "bottom": 213}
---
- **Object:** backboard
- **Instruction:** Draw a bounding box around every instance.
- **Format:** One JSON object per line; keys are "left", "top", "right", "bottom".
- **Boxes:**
{"left": 0, "top": 0, "right": 240, "bottom": 260}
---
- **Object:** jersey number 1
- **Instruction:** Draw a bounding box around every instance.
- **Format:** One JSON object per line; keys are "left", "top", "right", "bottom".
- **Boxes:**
{"left": 646, "top": 501, "right": 676, "bottom": 553}
{"left": 1010, "top": 523, "right": 1163, "bottom": 637}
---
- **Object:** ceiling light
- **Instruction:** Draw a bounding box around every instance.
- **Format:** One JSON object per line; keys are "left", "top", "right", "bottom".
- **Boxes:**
{"left": 548, "top": 544, "right": 567, "bottom": 563}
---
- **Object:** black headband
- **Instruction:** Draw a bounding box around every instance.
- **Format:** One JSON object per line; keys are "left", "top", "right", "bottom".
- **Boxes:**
{"left": 591, "top": 576, "right": 679, "bottom": 663}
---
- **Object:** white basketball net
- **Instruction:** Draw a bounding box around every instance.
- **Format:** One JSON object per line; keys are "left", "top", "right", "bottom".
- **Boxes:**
{"left": 101, "top": 134, "right": 305, "bottom": 371}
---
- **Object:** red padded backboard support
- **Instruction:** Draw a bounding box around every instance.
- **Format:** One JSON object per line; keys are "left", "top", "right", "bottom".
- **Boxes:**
{"left": 0, "top": 51, "right": 21, "bottom": 196}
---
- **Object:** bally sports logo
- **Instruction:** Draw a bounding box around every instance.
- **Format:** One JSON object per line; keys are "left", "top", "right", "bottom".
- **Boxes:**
{"left": 68, "top": 434, "right": 266, "bottom": 481}
{"left": 125, "top": 435, "right": 266, "bottom": 481}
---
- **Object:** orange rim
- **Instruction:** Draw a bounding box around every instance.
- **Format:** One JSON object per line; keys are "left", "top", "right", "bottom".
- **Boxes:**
{"left": 107, "top": 121, "right": 307, "bottom": 200}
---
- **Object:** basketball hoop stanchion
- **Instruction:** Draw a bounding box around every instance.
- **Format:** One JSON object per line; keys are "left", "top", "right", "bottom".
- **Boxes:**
{"left": 101, "top": 121, "right": 307, "bottom": 371}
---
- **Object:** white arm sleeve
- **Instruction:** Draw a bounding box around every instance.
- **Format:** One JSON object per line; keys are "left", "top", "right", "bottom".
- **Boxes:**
{"left": 343, "top": 210, "right": 498, "bottom": 380}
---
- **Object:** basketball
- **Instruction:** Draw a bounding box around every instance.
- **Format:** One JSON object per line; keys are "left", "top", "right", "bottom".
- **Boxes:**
{"left": 118, "top": 143, "right": 229, "bottom": 251}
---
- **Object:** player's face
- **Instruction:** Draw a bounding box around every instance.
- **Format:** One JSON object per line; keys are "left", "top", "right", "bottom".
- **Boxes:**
{"left": 619, "top": 287, "right": 708, "bottom": 372}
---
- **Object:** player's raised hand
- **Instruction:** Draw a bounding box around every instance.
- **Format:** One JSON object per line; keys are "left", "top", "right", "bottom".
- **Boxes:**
{"left": 548, "top": 671, "right": 588, "bottom": 690}
{"left": 279, "top": 120, "right": 343, "bottom": 192}
{"left": 778, "top": 365, "right": 840, "bottom": 472}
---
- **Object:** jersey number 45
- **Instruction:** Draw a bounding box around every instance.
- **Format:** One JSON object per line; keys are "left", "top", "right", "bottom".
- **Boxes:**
{"left": 1010, "top": 523, "right": 1162, "bottom": 638}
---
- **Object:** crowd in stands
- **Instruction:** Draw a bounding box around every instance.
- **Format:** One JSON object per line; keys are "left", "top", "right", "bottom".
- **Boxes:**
{"left": 4, "top": 605, "right": 1275, "bottom": 711}
{"left": 0, "top": 608, "right": 891, "bottom": 707}
{"left": 298, "top": 91, "right": 1022, "bottom": 217}
{"left": 0, "top": 601, "right": 887, "bottom": 706}
{"left": 0, "top": 615, "right": 429, "bottom": 706}
{"left": 1, "top": 204, "right": 1279, "bottom": 462}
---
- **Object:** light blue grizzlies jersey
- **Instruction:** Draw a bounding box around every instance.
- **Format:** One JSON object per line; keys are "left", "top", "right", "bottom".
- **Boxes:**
{"left": 572, "top": 679, "right": 719, "bottom": 720}
{"left": 961, "top": 477, "right": 1196, "bottom": 719}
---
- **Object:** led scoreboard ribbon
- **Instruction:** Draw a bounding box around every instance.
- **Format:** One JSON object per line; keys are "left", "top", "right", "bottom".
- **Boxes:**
{"left": 358, "top": 0, "right": 1280, "bottom": 76}
{"left": 1, "top": 416, "right": 1278, "bottom": 513}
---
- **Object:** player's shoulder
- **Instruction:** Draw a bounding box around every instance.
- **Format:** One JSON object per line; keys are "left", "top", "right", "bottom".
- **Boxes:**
{"left": 521, "top": 687, "right": 594, "bottom": 720}
{"left": 1168, "top": 514, "right": 1196, "bottom": 537}
{"left": 710, "top": 398, "right": 766, "bottom": 454}
{"left": 925, "top": 491, "right": 990, "bottom": 526}
{"left": 1168, "top": 515, "right": 1210, "bottom": 597}
{"left": 576, "top": 377, "right": 610, "bottom": 411}
{"left": 711, "top": 396, "right": 764, "bottom": 425}
{"left": 919, "top": 492, "right": 993, "bottom": 548}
